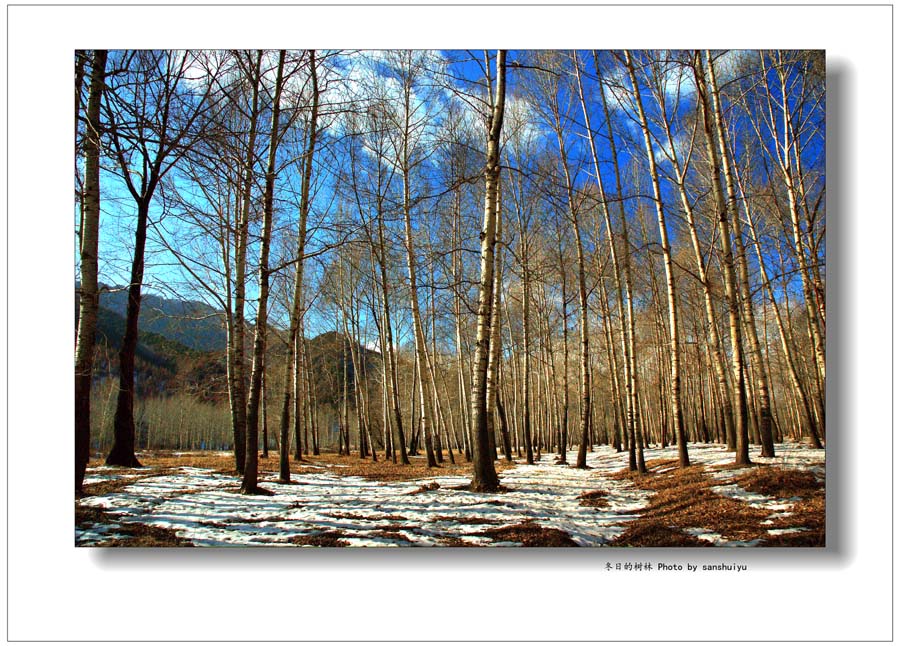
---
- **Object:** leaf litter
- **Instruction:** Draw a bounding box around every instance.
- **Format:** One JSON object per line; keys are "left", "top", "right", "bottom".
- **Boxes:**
{"left": 76, "top": 442, "right": 824, "bottom": 547}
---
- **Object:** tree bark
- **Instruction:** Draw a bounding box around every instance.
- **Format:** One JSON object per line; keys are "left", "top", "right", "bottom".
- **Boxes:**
{"left": 75, "top": 49, "right": 107, "bottom": 492}
{"left": 229, "top": 51, "right": 264, "bottom": 475}
{"left": 706, "top": 50, "right": 776, "bottom": 458}
{"left": 242, "top": 49, "right": 285, "bottom": 495}
{"left": 470, "top": 50, "right": 506, "bottom": 492}
{"left": 593, "top": 52, "right": 642, "bottom": 472}
{"left": 277, "top": 50, "right": 320, "bottom": 482}
{"left": 694, "top": 51, "right": 750, "bottom": 466}
{"left": 106, "top": 197, "right": 150, "bottom": 468}
{"left": 625, "top": 51, "right": 689, "bottom": 467}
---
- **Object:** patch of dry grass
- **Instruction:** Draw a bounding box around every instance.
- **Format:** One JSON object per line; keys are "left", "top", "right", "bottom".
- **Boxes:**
{"left": 611, "top": 524, "right": 712, "bottom": 547}
{"left": 75, "top": 503, "right": 191, "bottom": 547}
{"left": 609, "top": 459, "right": 825, "bottom": 547}
{"left": 478, "top": 521, "right": 578, "bottom": 547}
{"left": 731, "top": 467, "right": 823, "bottom": 498}
{"left": 288, "top": 531, "right": 349, "bottom": 547}
{"left": 609, "top": 465, "right": 772, "bottom": 546}
{"left": 89, "top": 450, "right": 516, "bottom": 483}
{"left": 406, "top": 481, "right": 441, "bottom": 495}
{"left": 578, "top": 490, "right": 611, "bottom": 508}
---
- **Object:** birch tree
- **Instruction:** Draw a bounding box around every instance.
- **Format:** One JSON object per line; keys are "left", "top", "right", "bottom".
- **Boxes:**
{"left": 470, "top": 50, "right": 506, "bottom": 492}
{"left": 242, "top": 50, "right": 287, "bottom": 495}
{"left": 276, "top": 49, "right": 321, "bottom": 483}
{"left": 624, "top": 51, "right": 690, "bottom": 467}
{"left": 75, "top": 49, "right": 107, "bottom": 493}
{"left": 693, "top": 50, "right": 751, "bottom": 465}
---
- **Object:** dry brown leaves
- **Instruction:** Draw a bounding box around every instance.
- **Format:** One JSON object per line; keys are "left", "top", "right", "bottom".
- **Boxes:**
{"left": 732, "top": 466, "right": 823, "bottom": 498}
{"left": 75, "top": 503, "right": 191, "bottom": 547}
{"left": 609, "top": 460, "right": 825, "bottom": 547}
{"left": 610, "top": 465, "right": 771, "bottom": 546}
{"left": 478, "top": 521, "right": 578, "bottom": 547}
{"left": 88, "top": 450, "right": 517, "bottom": 483}
{"left": 79, "top": 472, "right": 161, "bottom": 498}
{"left": 759, "top": 490, "right": 825, "bottom": 547}
{"left": 578, "top": 490, "right": 611, "bottom": 508}
{"left": 406, "top": 481, "right": 441, "bottom": 495}
{"left": 288, "top": 531, "right": 349, "bottom": 547}
{"left": 610, "top": 524, "right": 711, "bottom": 547}
{"left": 331, "top": 512, "right": 407, "bottom": 521}
{"left": 431, "top": 515, "right": 506, "bottom": 525}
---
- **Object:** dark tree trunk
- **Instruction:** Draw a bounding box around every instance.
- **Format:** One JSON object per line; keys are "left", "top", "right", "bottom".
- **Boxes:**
{"left": 242, "top": 50, "right": 284, "bottom": 496}
{"left": 106, "top": 198, "right": 150, "bottom": 468}
{"left": 261, "top": 358, "right": 269, "bottom": 458}
{"left": 497, "top": 389, "right": 513, "bottom": 462}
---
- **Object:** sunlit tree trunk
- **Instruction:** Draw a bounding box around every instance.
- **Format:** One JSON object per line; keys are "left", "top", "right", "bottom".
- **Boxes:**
{"left": 378, "top": 199, "right": 410, "bottom": 465}
{"left": 694, "top": 51, "right": 750, "bottom": 465}
{"left": 226, "top": 51, "right": 264, "bottom": 475}
{"left": 625, "top": 50, "right": 689, "bottom": 467}
{"left": 470, "top": 50, "right": 506, "bottom": 492}
{"left": 574, "top": 52, "right": 627, "bottom": 453}
{"left": 402, "top": 163, "right": 437, "bottom": 466}
{"left": 485, "top": 178, "right": 505, "bottom": 465}
{"left": 593, "top": 52, "right": 642, "bottom": 472}
{"left": 75, "top": 49, "right": 107, "bottom": 493}
{"left": 738, "top": 168, "right": 823, "bottom": 449}
{"left": 705, "top": 51, "right": 776, "bottom": 458}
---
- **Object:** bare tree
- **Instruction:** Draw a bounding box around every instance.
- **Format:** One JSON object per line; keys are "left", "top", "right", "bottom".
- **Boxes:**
{"left": 104, "top": 50, "right": 219, "bottom": 467}
{"left": 242, "top": 50, "right": 287, "bottom": 495}
{"left": 624, "top": 50, "right": 689, "bottom": 467}
{"left": 276, "top": 49, "right": 322, "bottom": 482}
{"left": 470, "top": 50, "right": 506, "bottom": 492}
{"left": 75, "top": 49, "right": 107, "bottom": 493}
{"left": 693, "top": 50, "right": 750, "bottom": 465}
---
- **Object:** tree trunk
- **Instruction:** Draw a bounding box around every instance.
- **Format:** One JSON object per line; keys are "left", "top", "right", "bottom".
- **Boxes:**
{"left": 625, "top": 50, "right": 689, "bottom": 467}
{"left": 277, "top": 50, "right": 320, "bottom": 482}
{"left": 593, "top": 52, "right": 642, "bottom": 473}
{"left": 228, "top": 52, "right": 263, "bottom": 475}
{"left": 485, "top": 177, "right": 505, "bottom": 466}
{"left": 706, "top": 50, "right": 776, "bottom": 458}
{"left": 106, "top": 197, "right": 150, "bottom": 468}
{"left": 402, "top": 156, "right": 437, "bottom": 468}
{"left": 470, "top": 50, "right": 506, "bottom": 492}
{"left": 75, "top": 49, "right": 107, "bottom": 492}
{"left": 694, "top": 51, "right": 750, "bottom": 466}
{"left": 242, "top": 50, "right": 285, "bottom": 495}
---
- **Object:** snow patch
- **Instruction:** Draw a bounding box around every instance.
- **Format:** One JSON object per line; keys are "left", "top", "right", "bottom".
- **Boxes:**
{"left": 76, "top": 442, "right": 823, "bottom": 547}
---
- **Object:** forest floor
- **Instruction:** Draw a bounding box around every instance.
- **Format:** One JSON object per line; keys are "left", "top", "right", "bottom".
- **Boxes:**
{"left": 76, "top": 442, "right": 824, "bottom": 547}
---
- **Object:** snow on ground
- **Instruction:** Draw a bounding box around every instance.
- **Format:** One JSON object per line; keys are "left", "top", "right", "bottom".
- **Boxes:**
{"left": 708, "top": 442, "right": 826, "bottom": 483}
{"left": 75, "top": 523, "right": 131, "bottom": 546}
{"left": 636, "top": 441, "right": 823, "bottom": 527}
{"left": 76, "top": 442, "right": 824, "bottom": 547}
{"left": 704, "top": 442, "right": 824, "bottom": 524}
{"left": 683, "top": 527, "right": 763, "bottom": 547}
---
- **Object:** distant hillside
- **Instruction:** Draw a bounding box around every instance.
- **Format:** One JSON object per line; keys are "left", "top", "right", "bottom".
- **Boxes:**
{"left": 307, "top": 331, "right": 381, "bottom": 407}
{"left": 96, "top": 285, "right": 227, "bottom": 352}
{"left": 75, "top": 285, "right": 382, "bottom": 406}
{"left": 76, "top": 294, "right": 228, "bottom": 402}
